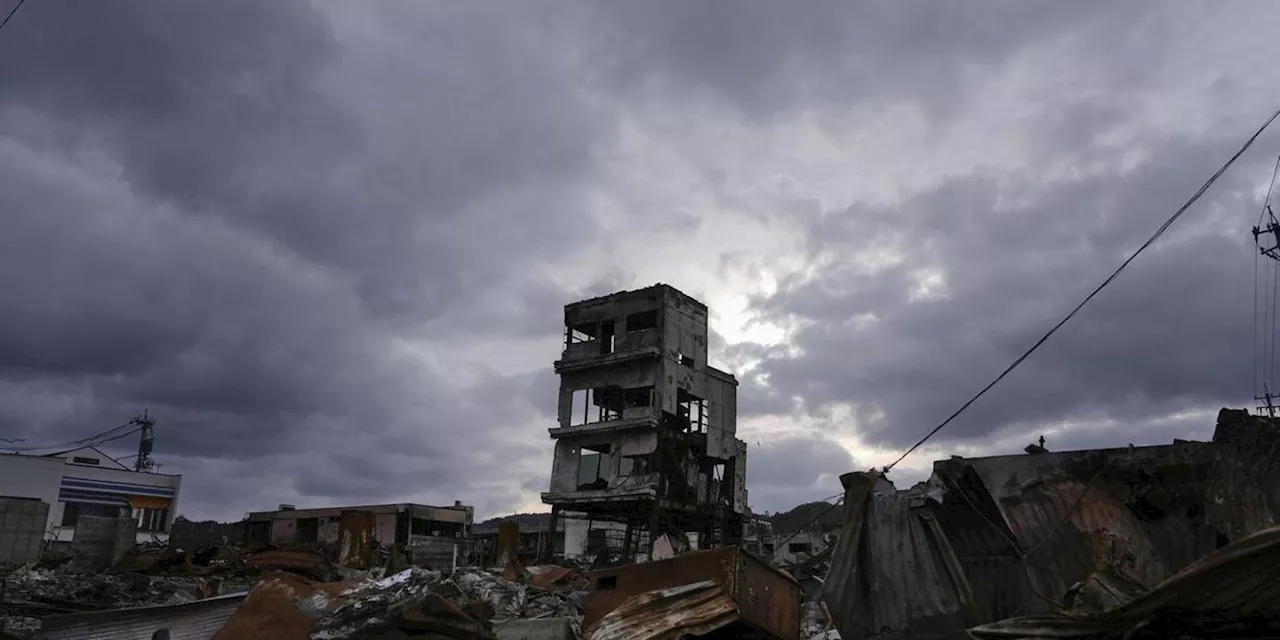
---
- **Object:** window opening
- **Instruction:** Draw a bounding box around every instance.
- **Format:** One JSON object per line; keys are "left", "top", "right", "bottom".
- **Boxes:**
{"left": 599, "top": 321, "right": 616, "bottom": 354}
{"left": 577, "top": 445, "right": 610, "bottom": 490}
{"left": 677, "top": 389, "right": 707, "bottom": 432}
{"left": 61, "top": 502, "right": 123, "bottom": 527}
{"left": 566, "top": 322, "right": 597, "bottom": 346}
{"left": 625, "top": 309, "right": 658, "bottom": 332}
{"left": 623, "top": 386, "right": 653, "bottom": 410}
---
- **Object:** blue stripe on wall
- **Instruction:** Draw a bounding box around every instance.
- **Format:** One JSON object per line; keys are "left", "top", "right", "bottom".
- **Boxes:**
{"left": 58, "top": 489, "right": 132, "bottom": 506}
{"left": 60, "top": 478, "right": 175, "bottom": 497}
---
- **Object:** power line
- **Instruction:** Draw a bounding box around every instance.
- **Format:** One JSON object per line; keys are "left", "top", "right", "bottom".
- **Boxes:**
{"left": 1, "top": 415, "right": 150, "bottom": 453}
{"left": 883, "top": 106, "right": 1280, "bottom": 473}
{"left": 0, "top": 0, "right": 25, "bottom": 36}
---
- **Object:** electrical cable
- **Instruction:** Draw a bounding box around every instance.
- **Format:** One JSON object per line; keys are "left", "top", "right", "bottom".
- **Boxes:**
{"left": 0, "top": 417, "right": 147, "bottom": 453}
{"left": 0, "top": 0, "right": 24, "bottom": 36}
{"left": 883, "top": 106, "right": 1280, "bottom": 473}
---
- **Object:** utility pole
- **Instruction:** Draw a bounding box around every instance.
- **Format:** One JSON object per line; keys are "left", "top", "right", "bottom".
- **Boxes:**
{"left": 133, "top": 410, "right": 156, "bottom": 473}
{"left": 1255, "top": 205, "right": 1280, "bottom": 416}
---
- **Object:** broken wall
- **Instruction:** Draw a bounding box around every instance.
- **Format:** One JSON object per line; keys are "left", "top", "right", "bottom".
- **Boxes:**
{"left": 0, "top": 497, "right": 48, "bottom": 564}
{"left": 70, "top": 515, "right": 137, "bottom": 572}
{"left": 703, "top": 367, "right": 738, "bottom": 459}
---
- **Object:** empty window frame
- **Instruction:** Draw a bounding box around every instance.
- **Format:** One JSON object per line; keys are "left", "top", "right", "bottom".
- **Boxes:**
{"left": 599, "top": 321, "right": 616, "bottom": 354}
{"left": 567, "top": 321, "right": 618, "bottom": 354}
{"left": 623, "top": 386, "right": 653, "bottom": 410}
{"left": 625, "top": 309, "right": 658, "bottom": 333}
{"left": 571, "top": 386, "right": 650, "bottom": 424}
{"left": 577, "top": 444, "right": 610, "bottom": 489}
{"left": 570, "top": 387, "right": 625, "bottom": 425}
{"left": 566, "top": 322, "right": 597, "bottom": 346}
{"left": 61, "top": 501, "right": 124, "bottom": 527}
{"left": 677, "top": 389, "right": 707, "bottom": 432}
{"left": 135, "top": 507, "right": 170, "bottom": 533}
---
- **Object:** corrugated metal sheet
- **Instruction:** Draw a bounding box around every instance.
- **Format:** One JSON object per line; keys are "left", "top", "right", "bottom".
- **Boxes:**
{"left": 969, "top": 525, "right": 1280, "bottom": 638}
{"left": 821, "top": 470, "right": 975, "bottom": 640}
{"left": 946, "top": 439, "right": 1226, "bottom": 608}
{"left": 41, "top": 591, "right": 248, "bottom": 640}
{"left": 584, "top": 580, "right": 739, "bottom": 640}
{"left": 933, "top": 465, "right": 1032, "bottom": 622}
{"left": 584, "top": 546, "right": 799, "bottom": 640}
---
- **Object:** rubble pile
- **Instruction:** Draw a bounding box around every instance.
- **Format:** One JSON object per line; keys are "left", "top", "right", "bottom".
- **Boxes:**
{"left": 800, "top": 601, "right": 840, "bottom": 640}
{"left": 217, "top": 564, "right": 586, "bottom": 639}
{"left": 1, "top": 565, "right": 247, "bottom": 611}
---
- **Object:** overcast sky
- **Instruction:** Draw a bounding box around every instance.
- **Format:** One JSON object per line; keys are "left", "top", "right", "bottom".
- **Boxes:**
{"left": 2, "top": 1, "right": 1279, "bottom": 521}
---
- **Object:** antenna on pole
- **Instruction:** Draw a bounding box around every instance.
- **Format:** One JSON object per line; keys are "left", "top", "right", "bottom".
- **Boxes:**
{"left": 133, "top": 410, "right": 155, "bottom": 473}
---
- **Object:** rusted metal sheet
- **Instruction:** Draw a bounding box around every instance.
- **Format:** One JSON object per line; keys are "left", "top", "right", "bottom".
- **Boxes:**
{"left": 941, "top": 439, "right": 1224, "bottom": 611}
{"left": 41, "top": 591, "right": 248, "bottom": 640}
{"left": 243, "top": 547, "right": 338, "bottom": 582}
{"left": 585, "top": 580, "right": 738, "bottom": 640}
{"left": 970, "top": 525, "right": 1280, "bottom": 638}
{"left": 821, "top": 470, "right": 975, "bottom": 640}
{"left": 584, "top": 546, "right": 800, "bottom": 640}
{"left": 337, "top": 509, "right": 375, "bottom": 570}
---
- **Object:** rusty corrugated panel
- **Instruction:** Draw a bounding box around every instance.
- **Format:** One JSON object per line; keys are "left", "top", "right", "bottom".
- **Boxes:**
{"left": 583, "top": 546, "right": 799, "bottom": 640}
{"left": 585, "top": 580, "right": 739, "bottom": 640}
{"left": 933, "top": 464, "right": 1032, "bottom": 622}
{"left": 337, "top": 510, "right": 375, "bottom": 569}
{"left": 948, "top": 441, "right": 1225, "bottom": 612}
{"left": 41, "top": 591, "right": 248, "bottom": 640}
{"left": 970, "top": 525, "right": 1280, "bottom": 638}
{"left": 244, "top": 547, "right": 337, "bottom": 581}
{"left": 821, "top": 470, "right": 974, "bottom": 640}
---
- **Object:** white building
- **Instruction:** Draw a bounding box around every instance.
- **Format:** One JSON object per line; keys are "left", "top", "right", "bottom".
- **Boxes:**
{"left": 0, "top": 446, "right": 182, "bottom": 544}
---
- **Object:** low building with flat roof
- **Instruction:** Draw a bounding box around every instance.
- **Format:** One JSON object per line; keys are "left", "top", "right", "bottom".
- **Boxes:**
{"left": 0, "top": 445, "right": 182, "bottom": 545}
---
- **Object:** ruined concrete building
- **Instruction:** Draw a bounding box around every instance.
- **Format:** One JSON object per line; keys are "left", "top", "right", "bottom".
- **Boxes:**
{"left": 541, "top": 284, "right": 747, "bottom": 560}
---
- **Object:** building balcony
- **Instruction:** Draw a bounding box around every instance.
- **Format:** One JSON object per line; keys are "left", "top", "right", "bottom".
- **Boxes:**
{"left": 541, "top": 476, "right": 659, "bottom": 506}
{"left": 555, "top": 329, "right": 662, "bottom": 373}
{"left": 549, "top": 408, "right": 661, "bottom": 439}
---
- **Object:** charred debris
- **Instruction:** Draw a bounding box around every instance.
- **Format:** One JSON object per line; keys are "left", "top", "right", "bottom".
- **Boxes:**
{"left": 821, "top": 407, "right": 1280, "bottom": 640}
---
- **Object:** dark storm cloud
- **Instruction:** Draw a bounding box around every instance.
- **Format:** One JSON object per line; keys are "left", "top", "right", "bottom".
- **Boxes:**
{"left": 746, "top": 433, "right": 855, "bottom": 512}
{"left": 0, "top": 0, "right": 613, "bottom": 517}
{"left": 587, "top": 0, "right": 1153, "bottom": 117}
{"left": 743, "top": 128, "right": 1270, "bottom": 452}
{"left": 0, "top": 0, "right": 1265, "bottom": 522}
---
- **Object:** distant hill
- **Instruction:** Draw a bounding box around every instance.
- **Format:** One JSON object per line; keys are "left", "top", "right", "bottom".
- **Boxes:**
{"left": 767, "top": 501, "right": 844, "bottom": 535}
{"left": 474, "top": 512, "right": 551, "bottom": 534}
{"left": 476, "top": 501, "right": 845, "bottom": 536}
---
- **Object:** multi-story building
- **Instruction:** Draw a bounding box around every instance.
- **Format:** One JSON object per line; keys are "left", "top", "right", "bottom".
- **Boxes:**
{"left": 541, "top": 284, "right": 748, "bottom": 560}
